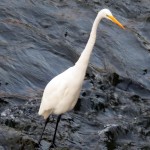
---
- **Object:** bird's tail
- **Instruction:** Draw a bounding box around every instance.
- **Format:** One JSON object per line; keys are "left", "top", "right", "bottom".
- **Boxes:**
{"left": 38, "top": 108, "right": 52, "bottom": 119}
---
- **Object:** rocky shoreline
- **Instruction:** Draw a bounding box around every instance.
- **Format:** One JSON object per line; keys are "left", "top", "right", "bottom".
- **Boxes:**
{"left": 0, "top": 0, "right": 150, "bottom": 149}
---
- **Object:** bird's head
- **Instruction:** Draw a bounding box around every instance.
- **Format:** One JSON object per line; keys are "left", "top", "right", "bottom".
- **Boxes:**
{"left": 99, "top": 9, "right": 125, "bottom": 29}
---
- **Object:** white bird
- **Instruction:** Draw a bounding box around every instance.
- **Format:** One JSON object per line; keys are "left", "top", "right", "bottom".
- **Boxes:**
{"left": 38, "top": 8, "right": 124, "bottom": 148}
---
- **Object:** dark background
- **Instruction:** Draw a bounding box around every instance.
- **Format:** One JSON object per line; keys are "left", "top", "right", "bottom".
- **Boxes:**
{"left": 0, "top": 0, "right": 150, "bottom": 149}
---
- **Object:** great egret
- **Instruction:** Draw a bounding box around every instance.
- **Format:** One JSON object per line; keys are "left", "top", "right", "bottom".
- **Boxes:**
{"left": 38, "top": 9, "right": 124, "bottom": 148}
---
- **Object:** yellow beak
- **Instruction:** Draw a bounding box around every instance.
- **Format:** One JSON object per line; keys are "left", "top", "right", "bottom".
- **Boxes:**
{"left": 107, "top": 15, "right": 125, "bottom": 29}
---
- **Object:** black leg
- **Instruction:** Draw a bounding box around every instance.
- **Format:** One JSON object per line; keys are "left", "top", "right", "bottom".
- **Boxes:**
{"left": 50, "top": 115, "right": 61, "bottom": 148}
{"left": 38, "top": 117, "right": 49, "bottom": 145}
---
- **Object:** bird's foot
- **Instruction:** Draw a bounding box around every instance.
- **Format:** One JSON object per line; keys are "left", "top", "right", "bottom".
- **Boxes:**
{"left": 34, "top": 142, "right": 41, "bottom": 149}
{"left": 49, "top": 142, "right": 56, "bottom": 149}
{"left": 38, "top": 139, "right": 42, "bottom": 147}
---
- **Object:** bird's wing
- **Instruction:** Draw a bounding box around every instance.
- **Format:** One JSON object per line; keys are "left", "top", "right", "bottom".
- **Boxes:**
{"left": 38, "top": 69, "right": 71, "bottom": 116}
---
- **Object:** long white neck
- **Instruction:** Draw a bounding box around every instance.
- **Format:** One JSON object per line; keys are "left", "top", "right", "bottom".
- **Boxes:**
{"left": 75, "top": 12, "right": 103, "bottom": 72}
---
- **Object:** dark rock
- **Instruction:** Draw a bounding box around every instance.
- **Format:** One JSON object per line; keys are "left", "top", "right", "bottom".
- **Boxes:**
{"left": 0, "top": 0, "right": 150, "bottom": 149}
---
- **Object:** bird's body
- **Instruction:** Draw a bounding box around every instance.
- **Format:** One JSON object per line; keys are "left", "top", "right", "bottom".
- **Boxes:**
{"left": 38, "top": 65, "right": 85, "bottom": 118}
{"left": 38, "top": 9, "right": 124, "bottom": 148}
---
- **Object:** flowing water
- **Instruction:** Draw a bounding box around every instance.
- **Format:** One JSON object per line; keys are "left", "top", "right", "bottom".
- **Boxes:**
{"left": 0, "top": 0, "right": 150, "bottom": 149}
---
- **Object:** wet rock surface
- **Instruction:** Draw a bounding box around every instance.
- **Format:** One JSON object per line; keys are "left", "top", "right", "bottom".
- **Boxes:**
{"left": 0, "top": 0, "right": 150, "bottom": 150}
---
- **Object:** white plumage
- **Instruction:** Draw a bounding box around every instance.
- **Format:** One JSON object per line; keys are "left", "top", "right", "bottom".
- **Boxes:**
{"left": 38, "top": 9, "right": 124, "bottom": 147}
{"left": 38, "top": 66, "right": 84, "bottom": 119}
